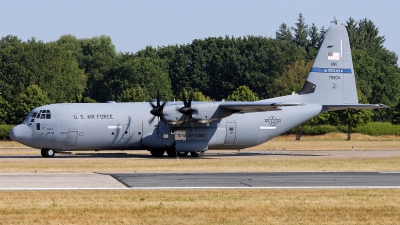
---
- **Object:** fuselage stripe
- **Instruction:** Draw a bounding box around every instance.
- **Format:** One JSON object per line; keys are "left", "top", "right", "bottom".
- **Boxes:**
{"left": 108, "top": 126, "right": 122, "bottom": 129}
{"left": 310, "top": 67, "right": 352, "bottom": 73}
{"left": 260, "top": 126, "right": 276, "bottom": 130}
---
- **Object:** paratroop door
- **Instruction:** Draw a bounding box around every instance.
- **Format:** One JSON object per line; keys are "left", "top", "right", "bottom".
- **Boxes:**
{"left": 224, "top": 122, "right": 236, "bottom": 144}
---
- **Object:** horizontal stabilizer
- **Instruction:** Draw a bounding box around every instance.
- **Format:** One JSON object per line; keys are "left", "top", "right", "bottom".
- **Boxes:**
{"left": 323, "top": 104, "right": 389, "bottom": 111}
{"left": 219, "top": 102, "right": 302, "bottom": 113}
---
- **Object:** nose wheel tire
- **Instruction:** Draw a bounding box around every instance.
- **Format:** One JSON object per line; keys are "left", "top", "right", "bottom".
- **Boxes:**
{"left": 190, "top": 151, "right": 204, "bottom": 157}
{"left": 41, "top": 148, "right": 55, "bottom": 158}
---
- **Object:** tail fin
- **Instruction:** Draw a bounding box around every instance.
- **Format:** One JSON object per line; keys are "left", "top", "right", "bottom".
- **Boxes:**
{"left": 299, "top": 25, "right": 358, "bottom": 104}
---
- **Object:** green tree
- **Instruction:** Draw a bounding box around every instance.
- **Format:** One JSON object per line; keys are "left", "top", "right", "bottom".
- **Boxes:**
{"left": 307, "top": 23, "right": 320, "bottom": 58}
{"left": 177, "top": 89, "right": 212, "bottom": 102}
{"left": 110, "top": 57, "right": 173, "bottom": 101}
{"left": 391, "top": 102, "right": 400, "bottom": 125}
{"left": 329, "top": 91, "right": 374, "bottom": 140}
{"left": 269, "top": 60, "right": 313, "bottom": 97}
{"left": 345, "top": 18, "right": 400, "bottom": 121}
{"left": 118, "top": 86, "right": 150, "bottom": 102}
{"left": 291, "top": 13, "right": 309, "bottom": 48}
{"left": 276, "top": 23, "right": 293, "bottom": 42}
{"left": 0, "top": 36, "right": 86, "bottom": 105}
{"left": 226, "top": 85, "right": 259, "bottom": 101}
{"left": 12, "top": 85, "right": 50, "bottom": 123}
{"left": 0, "top": 96, "right": 11, "bottom": 124}
{"left": 70, "top": 35, "right": 117, "bottom": 102}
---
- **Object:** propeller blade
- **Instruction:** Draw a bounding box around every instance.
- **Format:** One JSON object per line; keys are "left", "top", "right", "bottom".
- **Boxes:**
{"left": 150, "top": 101, "right": 157, "bottom": 109}
{"left": 182, "top": 91, "right": 187, "bottom": 106}
{"left": 149, "top": 115, "right": 156, "bottom": 124}
{"left": 156, "top": 89, "right": 160, "bottom": 107}
{"left": 188, "top": 91, "right": 193, "bottom": 107}
{"left": 149, "top": 89, "right": 168, "bottom": 124}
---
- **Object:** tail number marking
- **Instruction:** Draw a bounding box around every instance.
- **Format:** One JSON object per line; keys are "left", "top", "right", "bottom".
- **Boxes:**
{"left": 329, "top": 76, "right": 340, "bottom": 80}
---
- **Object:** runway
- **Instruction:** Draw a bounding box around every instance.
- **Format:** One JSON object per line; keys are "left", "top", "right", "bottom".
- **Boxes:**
{"left": 1, "top": 172, "right": 400, "bottom": 190}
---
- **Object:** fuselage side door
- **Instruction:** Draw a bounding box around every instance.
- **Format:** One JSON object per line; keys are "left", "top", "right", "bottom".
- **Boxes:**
{"left": 224, "top": 122, "right": 236, "bottom": 145}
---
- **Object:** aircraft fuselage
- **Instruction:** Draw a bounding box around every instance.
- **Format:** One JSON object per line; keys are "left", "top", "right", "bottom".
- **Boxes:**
{"left": 11, "top": 101, "right": 322, "bottom": 153}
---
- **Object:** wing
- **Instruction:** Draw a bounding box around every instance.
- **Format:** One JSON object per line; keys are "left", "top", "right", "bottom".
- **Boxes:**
{"left": 219, "top": 101, "right": 302, "bottom": 113}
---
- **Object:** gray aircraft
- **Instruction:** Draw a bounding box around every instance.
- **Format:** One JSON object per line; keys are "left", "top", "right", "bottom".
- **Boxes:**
{"left": 10, "top": 25, "right": 388, "bottom": 157}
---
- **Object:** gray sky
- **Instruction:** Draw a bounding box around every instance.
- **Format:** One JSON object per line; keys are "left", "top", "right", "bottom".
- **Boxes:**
{"left": 1, "top": 0, "right": 399, "bottom": 64}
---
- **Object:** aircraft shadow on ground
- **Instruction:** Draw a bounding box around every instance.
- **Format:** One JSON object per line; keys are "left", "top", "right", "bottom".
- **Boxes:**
{"left": 0, "top": 152, "right": 325, "bottom": 159}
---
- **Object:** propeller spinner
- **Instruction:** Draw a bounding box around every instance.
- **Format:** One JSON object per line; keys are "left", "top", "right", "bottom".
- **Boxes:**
{"left": 149, "top": 90, "right": 167, "bottom": 123}
{"left": 178, "top": 91, "right": 197, "bottom": 132}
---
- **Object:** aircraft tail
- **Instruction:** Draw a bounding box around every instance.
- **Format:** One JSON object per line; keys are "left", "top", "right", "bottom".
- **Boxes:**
{"left": 299, "top": 25, "right": 358, "bottom": 105}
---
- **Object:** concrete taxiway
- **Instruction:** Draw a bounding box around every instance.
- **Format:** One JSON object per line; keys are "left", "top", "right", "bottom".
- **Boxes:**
{"left": 0, "top": 172, "right": 399, "bottom": 190}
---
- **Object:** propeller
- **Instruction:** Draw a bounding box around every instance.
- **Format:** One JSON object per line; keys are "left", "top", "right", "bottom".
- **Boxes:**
{"left": 178, "top": 91, "right": 197, "bottom": 132}
{"left": 149, "top": 90, "right": 167, "bottom": 134}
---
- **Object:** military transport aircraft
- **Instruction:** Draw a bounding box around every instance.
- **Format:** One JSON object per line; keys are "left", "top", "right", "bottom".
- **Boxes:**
{"left": 10, "top": 25, "right": 388, "bottom": 157}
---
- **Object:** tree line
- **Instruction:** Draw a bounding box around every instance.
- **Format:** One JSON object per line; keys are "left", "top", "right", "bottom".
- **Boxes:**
{"left": 1, "top": 15, "right": 400, "bottom": 131}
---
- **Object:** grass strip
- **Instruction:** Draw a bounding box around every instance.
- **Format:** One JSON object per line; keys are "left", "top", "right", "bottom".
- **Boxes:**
{"left": 0, "top": 155, "right": 399, "bottom": 173}
{"left": 0, "top": 189, "right": 399, "bottom": 224}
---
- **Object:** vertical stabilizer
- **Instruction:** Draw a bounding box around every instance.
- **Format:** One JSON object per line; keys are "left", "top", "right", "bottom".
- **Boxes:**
{"left": 299, "top": 25, "right": 358, "bottom": 104}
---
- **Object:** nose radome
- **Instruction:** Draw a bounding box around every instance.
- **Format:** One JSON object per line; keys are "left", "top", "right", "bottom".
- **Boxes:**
{"left": 9, "top": 124, "right": 32, "bottom": 144}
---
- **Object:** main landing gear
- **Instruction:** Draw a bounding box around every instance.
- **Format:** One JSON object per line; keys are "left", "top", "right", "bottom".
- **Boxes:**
{"left": 149, "top": 149, "right": 205, "bottom": 157}
{"left": 41, "top": 148, "right": 55, "bottom": 158}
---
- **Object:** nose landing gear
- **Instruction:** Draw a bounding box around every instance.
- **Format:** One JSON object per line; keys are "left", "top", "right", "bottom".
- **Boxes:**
{"left": 41, "top": 148, "right": 55, "bottom": 158}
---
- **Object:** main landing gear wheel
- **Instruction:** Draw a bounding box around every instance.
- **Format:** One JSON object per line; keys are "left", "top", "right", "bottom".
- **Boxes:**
{"left": 41, "top": 148, "right": 55, "bottom": 158}
{"left": 166, "top": 149, "right": 177, "bottom": 157}
{"left": 177, "top": 152, "right": 189, "bottom": 157}
{"left": 150, "top": 150, "right": 165, "bottom": 157}
{"left": 190, "top": 151, "right": 204, "bottom": 157}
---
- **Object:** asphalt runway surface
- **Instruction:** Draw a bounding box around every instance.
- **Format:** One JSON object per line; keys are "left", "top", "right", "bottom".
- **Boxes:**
{"left": 1, "top": 172, "right": 399, "bottom": 190}
{"left": 1, "top": 149, "right": 400, "bottom": 190}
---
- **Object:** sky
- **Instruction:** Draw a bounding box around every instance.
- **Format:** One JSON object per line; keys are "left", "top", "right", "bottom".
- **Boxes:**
{"left": 1, "top": 0, "right": 399, "bottom": 64}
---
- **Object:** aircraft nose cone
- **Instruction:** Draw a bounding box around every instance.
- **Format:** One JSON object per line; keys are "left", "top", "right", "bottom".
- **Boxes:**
{"left": 9, "top": 124, "right": 32, "bottom": 144}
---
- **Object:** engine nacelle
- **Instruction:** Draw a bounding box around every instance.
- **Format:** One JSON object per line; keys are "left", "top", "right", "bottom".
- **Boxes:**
{"left": 162, "top": 102, "right": 232, "bottom": 124}
{"left": 192, "top": 103, "right": 232, "bottom": 123}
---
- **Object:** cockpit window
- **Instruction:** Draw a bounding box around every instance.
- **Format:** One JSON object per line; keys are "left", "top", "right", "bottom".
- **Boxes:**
{"left": 31, "top": 112, "right": 37, "bottom": 118}
{"left": 36, "top": 110, "right": 52, "bottom": 119}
